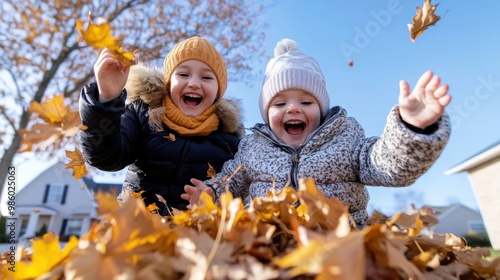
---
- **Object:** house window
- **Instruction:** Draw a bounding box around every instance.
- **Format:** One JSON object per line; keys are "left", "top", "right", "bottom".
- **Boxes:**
{"left": 44, "top": 183, "right": 67, "bottom": 204}
{"left": 468, "top": 221, "right": 485, "bottom": 233}
{"left": 19, "top": 217, "right": 29, "bottom": 236}
{"left": 65, "top": 219, "right": 83, "bottom": 236}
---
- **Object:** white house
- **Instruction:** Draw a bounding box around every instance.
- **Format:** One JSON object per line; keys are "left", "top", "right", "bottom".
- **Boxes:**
{"left": 429, "top": 204, "right": 485, "bottom": 237}
{"left": 12, "top": 161, "right": 122, "bottom": 242}
{"left": 445, "top": 140, "right": 500, "bottom": 250}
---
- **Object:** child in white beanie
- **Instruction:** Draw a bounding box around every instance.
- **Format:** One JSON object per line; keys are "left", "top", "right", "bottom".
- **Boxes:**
{"left": 182, "top": 38, "right": 451, "bottom": 227}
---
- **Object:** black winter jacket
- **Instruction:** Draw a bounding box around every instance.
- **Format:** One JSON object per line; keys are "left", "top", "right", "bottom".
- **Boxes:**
{"left": 79, "top": 66, "right": 244, "bottom": 213}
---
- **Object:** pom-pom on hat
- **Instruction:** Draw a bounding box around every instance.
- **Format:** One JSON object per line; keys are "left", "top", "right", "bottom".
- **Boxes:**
{"left": 164, "top": 36, "right": 227, "bottom": 100}
{"left": 259, "top": 38, "right": 330, "bottom": 123}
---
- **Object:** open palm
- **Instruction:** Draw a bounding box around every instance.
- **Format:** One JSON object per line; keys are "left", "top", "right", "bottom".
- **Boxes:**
{"left": 398, "top": 70, "right": 452, "bottom": 129}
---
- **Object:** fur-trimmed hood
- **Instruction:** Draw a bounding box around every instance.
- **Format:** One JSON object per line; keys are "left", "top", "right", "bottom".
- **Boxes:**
{"left": 125, "top": 64, "right": 245, "bottom": 138}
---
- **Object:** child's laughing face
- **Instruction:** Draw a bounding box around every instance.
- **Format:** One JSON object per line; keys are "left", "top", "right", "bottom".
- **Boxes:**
{"left": 169, "top": 60, "right": 218, "bottom": 117}
{"left": 268, "top": 89, "right": 321, "bottom": 148}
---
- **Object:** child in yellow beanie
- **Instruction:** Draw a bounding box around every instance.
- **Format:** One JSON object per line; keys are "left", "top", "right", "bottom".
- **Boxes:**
{"left": 79, "top": 36, "right": 244, "bottom": 215}
{"left": 182, "top": 38, "right": 452, "bottom": 227}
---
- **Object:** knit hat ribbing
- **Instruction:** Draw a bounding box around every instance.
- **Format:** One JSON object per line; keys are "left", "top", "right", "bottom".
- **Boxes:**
{"left": 259, "top": 39, "right": 330, "bottom": 123}
{"left": 164, "top": 36, "right": 227, "bottom": 99}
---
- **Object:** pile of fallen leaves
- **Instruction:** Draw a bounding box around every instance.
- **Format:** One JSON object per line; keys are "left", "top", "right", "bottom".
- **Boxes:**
{"left": 1, "top": 178, "right": 499, "bottom": 280}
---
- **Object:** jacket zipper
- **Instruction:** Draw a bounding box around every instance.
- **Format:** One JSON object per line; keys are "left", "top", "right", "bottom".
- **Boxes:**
{"left": 251, "top": 114, "right": 339, "bottom": 190}
{"left": 175, "top": 138, "right": 191, "bottom": 181}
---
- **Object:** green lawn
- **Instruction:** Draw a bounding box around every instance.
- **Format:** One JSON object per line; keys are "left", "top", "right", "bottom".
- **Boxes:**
{"left": 490, "top": 249, "right": 500, "bottom": 259}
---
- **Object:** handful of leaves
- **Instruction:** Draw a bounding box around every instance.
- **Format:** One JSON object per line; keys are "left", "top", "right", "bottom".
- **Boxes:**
{"left": 76, "top": 12, "right": 137, "bottom": 66}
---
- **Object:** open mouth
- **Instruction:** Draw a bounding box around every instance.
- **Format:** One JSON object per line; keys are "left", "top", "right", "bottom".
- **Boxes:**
{"left": 284, "top": 121, "right": 305, "bottom": 135}
{"left": 183, "top": 93, "right": 202, "bottom": 106}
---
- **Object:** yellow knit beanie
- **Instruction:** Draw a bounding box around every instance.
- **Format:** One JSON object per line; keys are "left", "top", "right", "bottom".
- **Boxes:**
{"left": 163, "top": 36, "right": 227, "bottom": 100}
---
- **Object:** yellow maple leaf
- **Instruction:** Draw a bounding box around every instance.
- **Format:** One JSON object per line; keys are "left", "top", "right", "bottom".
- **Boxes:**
{"left": 147, "top": 203, "right": 160, "bottom": 213}
{"left": 407, "top": 0, "right": 441, "bottom": 42}
{"left": 20, "top": 94, "right": 87, "bottom": 152}
{"left": 131, "top": 190, "right": 145, "bottom": 198}
{"left": 65, "top": 148, "right": 88, "bottom": 180}
{"left": 5, "top": 233, "right": 78, "bottom": 280}
{"left": 76, "top": 12, "right": 137, "bottom": 66}
{"left": 29, "top": 95, "right": 67, "bottom": 124}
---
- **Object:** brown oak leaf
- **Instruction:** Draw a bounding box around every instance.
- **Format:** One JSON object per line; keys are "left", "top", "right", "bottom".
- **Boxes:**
{"left": 407, "top": 0, "right": 441, "bottom": 42}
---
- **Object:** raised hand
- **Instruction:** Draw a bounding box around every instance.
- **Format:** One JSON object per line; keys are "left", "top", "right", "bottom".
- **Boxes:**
{"left": 94, "top": 48, "right": 131, "bottom": 103}
{"left": 398, "top": 70, "right": 452, "bottom": 129}
{"left": 182, "top": 178, "right": 215, "bottom": 209}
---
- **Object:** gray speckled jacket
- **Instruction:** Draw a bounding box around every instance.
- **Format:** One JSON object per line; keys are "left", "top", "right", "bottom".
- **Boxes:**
{"left": 208, "top": 105, "right": 451, "bottom": 225}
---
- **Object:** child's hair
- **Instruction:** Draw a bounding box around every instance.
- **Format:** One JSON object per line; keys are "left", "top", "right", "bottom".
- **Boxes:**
{"left": 259, "top": 38, "right": 330, "bottom": 123}
{"left": 163, "top": 36, "right": 227, "bottom": 100}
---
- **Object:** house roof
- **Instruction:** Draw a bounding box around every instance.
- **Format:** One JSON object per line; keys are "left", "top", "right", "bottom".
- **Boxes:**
{"left": 82, "top": 176, "right": 122, "bottom": 195}
{"left": 445, "top": 139, "right": 500, "bottom": 175}
{"left": 428, "top": 203, "right": 481, "bottom": 220}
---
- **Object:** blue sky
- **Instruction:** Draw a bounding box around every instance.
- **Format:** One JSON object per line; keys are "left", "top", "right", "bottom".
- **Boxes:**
{"left": 224, "top": 0, "right": 500, "bottom": 214}
{"left": 3, "top": 0, "right": 499, "bottom": 216}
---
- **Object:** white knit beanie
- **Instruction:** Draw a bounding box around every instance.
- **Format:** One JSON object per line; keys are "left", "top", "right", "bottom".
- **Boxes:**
{"left": 259, "top": 38, "right": 330, "bottom": 123}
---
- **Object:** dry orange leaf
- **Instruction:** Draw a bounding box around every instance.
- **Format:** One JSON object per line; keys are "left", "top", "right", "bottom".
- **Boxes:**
{"left": 76, "top": 12, "right": 137, "bottom": 66}
{"left": 131, "top": 190, "right": 144, "bottom": 198}
{"left": 163, "top": 133, "right": 176, "bottom": 141}
{"left": 147, "top": 203, "right": 160, "bottom": 213}
{"left": 4, "top": 233, "right": 78, "bottom": 279}
{"left": 29, "top": 95, "right": 67, "bottom": 124}
{"left": 20, "top": 94, "right": 87, "bottom": 152}
{"left": 206, "top": 163, "right": 216, "bottom": 179}
{"left": 407, "top": 0, "right": 441, "bottom": 42}
{"left": 65, "top": 148, "right": 88, "bottom": 180}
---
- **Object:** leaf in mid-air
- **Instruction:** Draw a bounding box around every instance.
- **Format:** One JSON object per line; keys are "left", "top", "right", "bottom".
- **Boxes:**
{"left": 29, "top": 95, "right": 67, "bottom": 124}
{"left": 206, "top": 163, "right": 216, "bottom": 179}
{"left": 76, "top": 12, "right": 137, "bottom": 66}
{"left": 65, "top": 148, "right": 88, "bottom": 180}
{"left": 407, "top": 0, "right": 441, "bottom": 42}
{"left": 19, "top": 94, "right": 87, "bottom": 152}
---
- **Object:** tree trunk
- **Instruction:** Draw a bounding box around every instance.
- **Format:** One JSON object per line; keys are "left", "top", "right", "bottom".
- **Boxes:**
{"left": 0, "top": 109, "right": 30, "bottom": 204}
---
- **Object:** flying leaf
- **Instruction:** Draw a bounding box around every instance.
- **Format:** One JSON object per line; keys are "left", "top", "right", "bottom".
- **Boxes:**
{"left": 206, "top": 163, "right": 216, "bottom": 179}
{"left": 65, "top": 148, "right": 88, "bottom": 180}
{"left": 407, "top": 0, "right": 441, "bottom": 42}
{"left": 29, "top": 95, "right": 67, "bottom": 124}
{"left": 76, "top": 12, "right": 137, "bottom": 66}
{"left": 163, "top": 133, "right": 176, "bottom": 141}
{"left": 19, "top": 94, "right": 87, "bottom": 153}
{"left": 147, "top": 203, "right": 160, "bottom": 213}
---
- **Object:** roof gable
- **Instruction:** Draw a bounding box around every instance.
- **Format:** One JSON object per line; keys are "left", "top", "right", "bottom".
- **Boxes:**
{"left": 445, "top": 140, "right": 500, "bottom": 174}
{"left": 82, "top": 176, "right": 122, "bottom": 195}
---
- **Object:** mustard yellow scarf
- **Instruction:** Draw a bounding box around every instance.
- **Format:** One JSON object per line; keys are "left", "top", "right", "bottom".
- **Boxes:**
{"left": 161, "top": 94, "right": 219, "bottom": 136}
